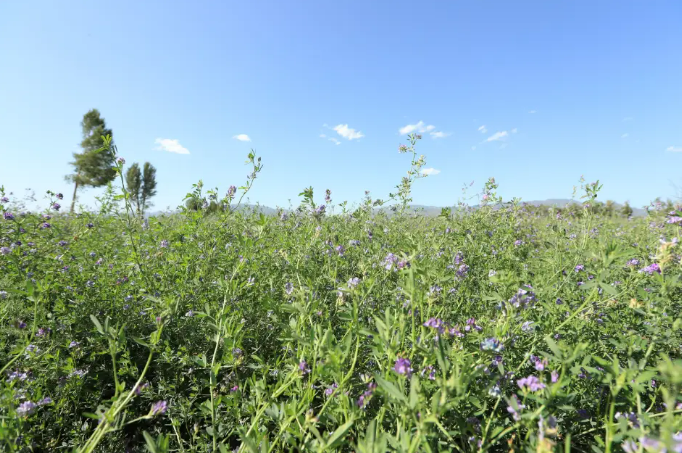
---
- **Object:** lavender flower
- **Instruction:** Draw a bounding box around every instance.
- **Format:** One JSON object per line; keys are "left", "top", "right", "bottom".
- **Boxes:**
{"left": 3, "top": 212, "right": 14, "bottom": 220}
{"left": 298, "top": 360, "right": 310, "bottom": 375}
{"left": 324, "top": 383, "right": 338, "bottom": 396}
{"left": 394, "top": 357, "right": 412, "bottom": 376}
{"left": 117, "top": 157, "right": 125, "bottom": 165}
{"left": 52, "top": 203, "right": 61, "bottom": 211}
{"left": 38, "top": 397, "right": 52, "bottom": 405}
{"left": 347, "top": 277, "right": 360, "bottom": 289}
{"left": 357, "top": 382, "right": 377, "bottom": 408}
{"left": 160, "top": 240, "right": 169, "bottom": 248}
{"left": 480, "top": 338, "right": 504, "bottom": 352}
{"left": 285, "top": 282, "right": 294, "bottom": 295}
{"left": 639, "top": 263, "right": 661, "bottom": 275}
{"left": 16, "top": 401, "right": 37, "bottom": 417}
{"left": 517, "top": 375, "right": 546, "bottom": 392}
{"left": 456, "top": 264, "right": 470, "bottom": 279}
{"left": 1, "top": 247, "right": 10, "bottom": 255}
{"left": 150, "top": 400, "right": 167, "bottom": 416}
{"left": 574, "top": 264, "right": 584, "bottom": 272}
{"left": 69, "top": 341, "right": 80, "bottom": 348}
{"left": 551, "top": 370, "right": 559, "bottom": 383}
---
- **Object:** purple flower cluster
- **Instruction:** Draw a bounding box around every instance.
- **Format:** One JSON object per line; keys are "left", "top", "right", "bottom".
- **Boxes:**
{"left": 151, "top": 400, "right": 167, "bottom": 416}
{"left": 639, "top": 263, "right": 661, "bottom": 275}
{"left": 509, "top": 288, "right": 536, "bottom": 309}
{"left": 357, "top": 382, "right": 377, "bottom": 408}
{"left": 517, "top": 375, "right": 546, "bottom": 392}
{"left": 394, "top": 357, "right": 412, "bottom": 377}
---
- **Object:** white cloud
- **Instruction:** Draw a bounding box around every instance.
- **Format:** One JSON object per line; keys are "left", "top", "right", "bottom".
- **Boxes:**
{"left": 511, "top": 128, "right": 518, "bottom": 134}
{"left": 421, "top": 167, "right": 441, "bottom": 176}
{"left": 154, "top": 138, "right": 190, "bottom": 155}
{"left": 319, "top": 133, "right": 326, "bottom": 138}
{"left": 529, "top": 110, "right": 536, "bottom": 114}
{"left": 485, "top": 131, "right": 509, "bottom": 142}
{"left": 621, "top": 133, "right": 629, "bottom": 138}
{"left": 232, "top": 134, "right": 251, "bottom": 142}
{"left": 328, "top": 138, "right": 341, "bottom": 145}
{"left": 333, "top": 124, "right": 364, "bottom": 140}
{"left": 431, "top": 131, "right": 450, "bottom": 139}
{"left": 399, "top": 121, "right": 435, "bottom": 135}
{"left": 478, "top": 125, "right": 487, "bottom": 133}
{"left": 667, "top": 146, "right": 682, "bottom": 152}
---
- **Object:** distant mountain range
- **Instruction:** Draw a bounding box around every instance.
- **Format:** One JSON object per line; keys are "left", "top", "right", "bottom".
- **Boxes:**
{"left": 147, "top": 199, "right": 647, "bottom": 218}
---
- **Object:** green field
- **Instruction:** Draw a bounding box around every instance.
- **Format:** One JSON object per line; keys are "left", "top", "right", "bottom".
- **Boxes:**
{"left": 2, "top": 141, "right": 682, "bottom": 452}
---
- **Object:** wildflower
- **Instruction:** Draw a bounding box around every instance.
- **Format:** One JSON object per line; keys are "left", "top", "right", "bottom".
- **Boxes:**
{"left": 509, "top": 288, "right": 536, "bottom": 308}
{"left": 0, "top": 291, "right": 8, "bottom": 299}
{"left": 506, "top": 395, "right": 526, "bottom": 421}
{"left": 150, "top": 400, "right": 167, "bottom": 416}
{"left": 428, "top": 285, "right": 442, "bottom": 296}
{"left": 1, "top": 247, "right": 10, "bottom": 255}
{"left": 285, "top": 282, "right": 294, "bottom": 295}
{"left": 69, "top": 341, "right": 80, "bottom": 348}
{"left": 36, "top": 328, "right": 47, "bottom": 337}
{"left": 52, "top": 203, "right": 61, "bottom": 211}
{"left": 0, "top": 196, "right": 8, "bottom": 203}
{"left": 480, "top": 338, "right": 504, "bottom": 352}
{"left": 38, "top": 397, "right": 52, "bottom": 405}
{"left": 335, "top": 245, "right": 345, "bottom": 256}
{"left": 574, "top": 264, "right": 584, "bottom": 272}
{"left": 639, "top": 263, "right": 661, "bottom": 275}
{"left": 314, "top": 205, "right": 326, "bottom": 216}
{"left": 347, "top": 277, "right": 360, "bottom": 288}
{"left": 394, "top": 357, "right": 412, "bottom": 376}
{"left": 16, "top": 401, "right": 37, "bottom": 417}
{"left": 357, "top": 382, "right": 377, "bottom": 408}
{"left": 456, "top": 264, "right": 470, "bottom": 279}
{"left": 17, "top": 320, "right": 26, "bottom": 328}
{"left": 86, "top": 222, "right": 94, "bottom": 228}
{"left": 534, "top": 358, "right": 548, "bottom": 371}
{"left": 56, "top": 193, "right": 63, "bottom": 199}
{"left": 7, "top": 371, "right": 28, "bottom": 382}
{"left": 517, "top": 375, "right": 546, "bottom": 392}
{"left": 421, "top": 365, "right": 436, "bottom": 380}
{"left": 4, "top": 212, "right": 14, "bottom": 220}
{"left": 58, "top": 240, "right": 68, "bottom": 247}
{"left": 521, "top": 321, "right": 534, "bottom": 332}
{"left": 423, "top": 318, "right": 445, "bottom": 334}
{"left": 185, "top": 309, "right": 194, "bottom": 317}
{"left": 627, "top": 259, "right": 640, "bottom": 267}
{"left": 227, "top": 185, "right": 237, "bottom": 197}
{"left": 298, "top": 361, "right": 310, "bottom": 375}
{"left": 514, "top": 240, "right": 523, "bottom": 246}
{"left": 325, "top": 383, "right": 338, "bottom": 396}
{"left": 117, "top": 157, "right": 125, "bottom": 165}
{"left": 25, "top": 344, "right": 39, "bottom": 354}
{"left": 383, "top": 253, "right": 398, "bottom": 270}
{"left": 160, "top": 240, "right": 169, "bottom": 248}
{"left": 551, "top": 370, "right": 559, "bottom": 383}
{"left": 230, "top": 385, "right": 239, "bottom": 392}
{"left": 134, "top": 383, "right": 148, "bottom": 395}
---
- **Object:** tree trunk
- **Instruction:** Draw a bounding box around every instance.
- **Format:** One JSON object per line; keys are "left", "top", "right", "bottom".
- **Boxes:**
{"left": 70, "top": 178, "right": 79, "bottom": 213}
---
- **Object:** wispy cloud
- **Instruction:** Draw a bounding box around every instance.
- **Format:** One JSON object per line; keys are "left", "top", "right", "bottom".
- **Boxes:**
{"left": 667, "top": 146, "right": 682, "bottom": 152}
{"left": 319, "top": 133, "right": 326, "bottom": 138}
{"left": 485, "top": 131, "right": 509, "bottom": 142}
{"left": 400, "top": 121, "right": 449, "bottom": 138}
{"left": 421, "top": 167, "right": 441, "bottom": 176}
{"left": 621, "top": 133, "right": 629, "bottom": 138}
{"left": 154, "top": 138, "right": 190, "bottom": 155}
{"left": 328, "top": 138, "right": 341, "bottom": 145}
{"left": 399, "top": 121, "right": 435, "bottom": 135}
{"left": 478, "top": 125, "right": 487, "bottom": 134}
{"left": 529, "top": 110, "right": 536, "bottom": 114}
{"left": 232, "top": 134, "right": 251, "bottom": 142}
{"left": 333, "top": 124, "right": 364, "bottom": 140}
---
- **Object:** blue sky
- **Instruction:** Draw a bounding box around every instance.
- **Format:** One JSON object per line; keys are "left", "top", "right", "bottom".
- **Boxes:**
{"left": 1, "top": 0, "right": 681, "bottom": 212}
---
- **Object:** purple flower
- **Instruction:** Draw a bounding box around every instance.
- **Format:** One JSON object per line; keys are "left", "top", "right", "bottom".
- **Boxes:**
{"left": 574, "top": 264, "right": 584, "bottom": 272}
{"left": 134, "top": 382, "right": 148, "bottom": 395}
{"left": 314, "top": 205, "right": 326, "bottom": 216}
{"left": 394, "top": 357, "right": 412, "bottom": 376}
{"left": 383, "top": 253, "right": 398, "bottom": 270}
{"left": 335, "top": 245, "right": 345, "bottom": 256}
{"left": 0, "top": 196, "right": 8, "bottom": 203}
{"left": 456, "top": 264, "right": 470, "bottom": 279}
{"left": 52, "top": 203, "right": 60, "bottom": 211}
{"left": 38, "top": 397, "right": 52, "bottom": 405}
{"left": 534, "top": 358, "right": 548, "bottom": 371}
{"left": 627, "top": 259, "right": 640, "bottom": 267}
{"left": 299, "top": 361, "right": 310, "bottom": 375}
{"left": 357, "top": 382, "right": 377, "bottom": 408}
{"left": 517, "top": 375, "right": 546, "bottom": 392}
{"left": 551, "top": 370, "right": 559, "bottom": 383}
{"left": 56, "top": 193, "right": 63, "bottom": 200}
{"left": 347, "top": 277, "right": 360, "bottom": 289}
{"left": 86, "top": 222, "right": 94, "bottom": 228}
{"left": 58, "top": 240, "right": 68, "bottom": 247}
{"left": 160, "top": 240, "right": 169, "bottom": 248}
{"left": 16, "top": 401, "right": 37, "bottom": 417}
{"left": 514, "top": 240, "right": 523, "bottom": 247}
{"left": 227, "top": 185, "right": 237, "bottom": 197}
{"left": 521, "top": 321, "right": 534, "bottom": 332}
{"left": 423, "top": 318, "right": 445, "bottom": 334}
{"left": 325, "top": 383, "right": 338, "bottom": 396}
{"left": 285, "top": 282, "right": 294, "bottom": 295}
{"left": 3, "top": 212, "right": 14, "bottom": 220}
{"left": 0, "top": 247, "right": 10, "bottom": 255}
{"left": 667, "top": 216, "right": 682, "bottom": 224}
{"left": 36, "top": 328, "right": 47, "bottom": 337}
{"left": 639, "top": 263, "right": 661, "bottom": 275}
{"left": 69, "top": 341, "right": 80, "bottom": 348}
{"left": 17, "top": 320, "right": 26, "bottom": 329}
{"left": 150, "top": 400, "right": 167, "bottom": 416}
{"left": 506, "top": 395, "right": 526, "bottom": 421}
{"left": 117, "top": 157, "right": 126, "bottom": 165}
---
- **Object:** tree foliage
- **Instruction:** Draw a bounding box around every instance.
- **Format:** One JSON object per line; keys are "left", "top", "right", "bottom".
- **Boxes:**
{"left": 125, "top": 161, "right": 158, "bottom": 216}
{"left": 67, "top": 109, "right": 116, "bottom": 212}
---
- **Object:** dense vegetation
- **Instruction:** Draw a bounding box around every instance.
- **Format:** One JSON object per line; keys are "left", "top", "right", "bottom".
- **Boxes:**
{"left": 2, "top": 135, "right": 682, "bottom": 452}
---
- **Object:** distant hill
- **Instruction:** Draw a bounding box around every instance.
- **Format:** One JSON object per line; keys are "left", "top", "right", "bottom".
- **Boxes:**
{"left": 146, "top": 200, "right": 647, "bottom": 218}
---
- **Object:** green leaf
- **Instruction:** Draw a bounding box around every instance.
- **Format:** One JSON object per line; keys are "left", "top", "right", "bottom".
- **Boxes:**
{"left": 326, "top": 419, "right": 354, "bottom": 449}
{"left": 90, "top": 315, "right": 104, "bottom": 335}
{"left": 374, "top": 375, "right": 407, "bottom": 404}
{"left": 143, "top": 431, "right": 157, "bottom": 453}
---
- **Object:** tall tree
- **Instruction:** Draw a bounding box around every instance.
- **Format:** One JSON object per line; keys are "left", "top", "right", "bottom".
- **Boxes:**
{"left": 67, "top": 109, "right": 116, "bottom": 212}
{"left": 621, "top": 201, "right": 633, "bottom": 218}
{"left": 125, "top": 162, "right": 158, "bottom": 216}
